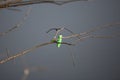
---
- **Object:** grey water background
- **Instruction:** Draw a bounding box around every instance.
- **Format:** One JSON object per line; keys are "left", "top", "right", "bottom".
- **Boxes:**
{"left": 0, "top": 0, "right": 120, "bottom": 80}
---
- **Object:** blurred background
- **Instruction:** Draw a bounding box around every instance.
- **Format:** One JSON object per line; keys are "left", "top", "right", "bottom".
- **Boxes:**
{"left": 0, "top": 0, "right": 120, "bottom": 80}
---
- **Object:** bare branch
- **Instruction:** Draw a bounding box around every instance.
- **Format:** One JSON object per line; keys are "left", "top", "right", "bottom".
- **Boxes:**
{"left": 0, "top": 22, "right": 120, "bottom": 64}
{"left": 0, "top": 41, "right": 73, "bottom": 64}
{"left": 0, "top": 42, "right": 54, "bottom": 64}
{"left": 62, "top": 22, "right": 120, "bottom": 39}
{"left": 0, "top": 0, "right": 90, "bottom": 9}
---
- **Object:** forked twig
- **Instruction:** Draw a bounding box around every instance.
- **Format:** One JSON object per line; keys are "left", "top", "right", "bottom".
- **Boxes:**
{"left": 0, "top": 22, "right": 120, "bottom": 64}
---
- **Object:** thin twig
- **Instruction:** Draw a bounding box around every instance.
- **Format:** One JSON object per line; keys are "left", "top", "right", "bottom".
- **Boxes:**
{"left": 62, "top": 22, "right": 120, "bottom": 39}
{"left": 0, "top": 41, "right": 73, "bottom": 64}
{"left": 0, "top": 42, "right": 54, "bottom": 64}
{"left": 0, "top": 6, "right": 32, "bottom": 37}
{"left": 0, "top": 0, "right": 90, "bottom": 9}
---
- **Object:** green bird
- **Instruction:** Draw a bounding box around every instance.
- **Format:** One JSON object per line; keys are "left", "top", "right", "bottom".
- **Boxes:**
{"left": 57, "top": 35, "right": 62, "bottom": 48}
